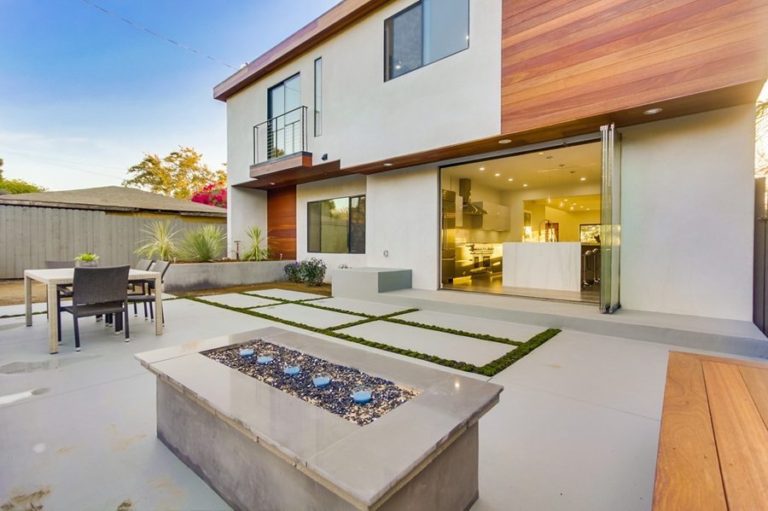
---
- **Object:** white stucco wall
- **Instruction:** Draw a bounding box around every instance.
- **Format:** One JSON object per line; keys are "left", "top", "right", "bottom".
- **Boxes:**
{"left": 227, "top": 187, "right": 267, "bottom": 259}
{"left": 225, "top": 0, "right": 501, "bottom": 175}
{"left": 296, "top": 174, "right": 368, "bottom": 275}
{"left": 620, "top": 106, "right": 756, "bottom": 321}
{"left": 366, "top": 165, "right": 440, "bottom": 290}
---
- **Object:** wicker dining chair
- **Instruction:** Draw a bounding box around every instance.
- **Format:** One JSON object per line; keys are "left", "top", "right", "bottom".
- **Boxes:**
{"left": 128, "top": 260, "right": 171, "bottom": 322}
{"left": 58, "top": 266, "right": 131, "bottom": 351}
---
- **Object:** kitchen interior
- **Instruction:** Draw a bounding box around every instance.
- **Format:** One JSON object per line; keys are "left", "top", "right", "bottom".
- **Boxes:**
{"left": 441, "top": 142, "right": 603, "bottom": 303}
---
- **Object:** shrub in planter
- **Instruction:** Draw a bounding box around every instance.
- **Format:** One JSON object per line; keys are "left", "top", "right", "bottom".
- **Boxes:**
{"left": 242, "top": 226, "right": 269, "bottom": 261}
{"left": 180, "top": 225, "right": 225, "bottom": 262}
{"left": 136, "top": 220, "right": 179, "bottom": 260}
{"left": 284, "top": 262, "right": 301, "bottom": 283}
{"left": 299, "top": 258, "right": 327, "bottom": 286}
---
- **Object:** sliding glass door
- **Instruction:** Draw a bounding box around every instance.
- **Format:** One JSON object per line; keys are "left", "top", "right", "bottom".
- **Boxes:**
{"left": 600, "top": 124, "right": 621, "bottom": 313}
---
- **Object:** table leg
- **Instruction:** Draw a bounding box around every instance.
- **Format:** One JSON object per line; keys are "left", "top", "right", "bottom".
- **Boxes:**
{"left": 25, "top": 276, "right": 32, "bottom": 327}
{"left": 47, "top": 284, "right": 59, "bottom": 354}
{"left": 155, "top": 276, "right": 163, "bottom": 335}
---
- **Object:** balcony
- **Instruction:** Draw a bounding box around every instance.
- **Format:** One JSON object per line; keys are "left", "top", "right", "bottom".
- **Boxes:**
{"left": 244, "top": 105, "right": 342, "bottom": 189}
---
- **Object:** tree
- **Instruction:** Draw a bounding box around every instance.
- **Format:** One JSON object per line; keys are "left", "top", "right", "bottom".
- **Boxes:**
{"left": 191, "top": 183, "right": 227, "bottom": 208}
{"left": 0, "top": 157, "right": 46, "bottom": 194}
{"left": 122, "top": 147, "right": 226, "bottom": 199}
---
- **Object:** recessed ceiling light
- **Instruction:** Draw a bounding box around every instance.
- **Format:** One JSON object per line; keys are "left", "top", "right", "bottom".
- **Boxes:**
{"left": 507, "top": 178, "right": 513, "bottom": 182}
{"left": 586, "top": 208, "right": 591, "bottom": 211}
{"left": 538, "top": 152, "right": 544, "bottom": 155}
{"left": 564, "top": 199, "right": 569, "bottom": 202}
{"left": 580, "top": 177, "right": 587, "bottom": 182}
{"left": 498, "top": 139, "right": 512, "bottom": 145}
{"left": 644, "top": 107, "right": 663, "bottom": 115}
{"left": 383, "top": 162, "right": 393, "bottom": 167}
{"left": 479, "top": 166, "right": 485, "bottom": 171}
{"left": 494, "top": 173, "right": 501, "bottom": 177}
{"left": 570, "top": 206, "right": 574, "bottom": 211}
{"left": 522, "top": 183, "right": 528, "bottom": 188}
{"left": 269, "top": 182, "right": 276, "bottom": 186}
{"left": 559, "top": 202, "right": 564, "bottom": 207}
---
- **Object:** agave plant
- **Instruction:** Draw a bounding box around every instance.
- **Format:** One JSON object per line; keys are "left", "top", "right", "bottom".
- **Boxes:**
{"left": 242, "top": 226, "right": 269, "bottom": 261}
{"left": 180, "top": 225, "right": 225, "bottom": 262}
{"left": 135, "top": 220, "right": 179, "bottom": 260}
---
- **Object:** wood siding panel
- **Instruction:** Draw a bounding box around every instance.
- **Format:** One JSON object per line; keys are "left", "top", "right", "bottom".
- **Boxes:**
{"left": 267, "top": 186, "right": 297, "bottom": 260}
{"left": 501, "top": 0, "right": 768, "bottom": 134}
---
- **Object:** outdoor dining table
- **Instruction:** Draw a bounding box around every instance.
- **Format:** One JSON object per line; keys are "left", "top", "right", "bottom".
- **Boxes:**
{"left": 24, "top": 268, "right": 163, "bottom": 354}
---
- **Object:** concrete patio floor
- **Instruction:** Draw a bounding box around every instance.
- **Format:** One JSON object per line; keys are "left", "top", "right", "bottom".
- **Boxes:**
{"left": 0, "top": 295, "right": 760, "bottom": 510}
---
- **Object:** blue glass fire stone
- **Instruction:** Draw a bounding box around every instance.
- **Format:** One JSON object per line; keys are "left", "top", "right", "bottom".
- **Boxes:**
{"left": 352, "top": 390, "right": 373, "bottom": 404}
{"left": 284, "top": 366, "right": 301, "bottom": 376}
{"left": 256, "top": 355, "right": 274, "bottom": 365}
{"left": 313, "top": 376, "right": 331, "bottom": 388}
{"left": 239, "top": 348, "right": 255, "bottom": 359}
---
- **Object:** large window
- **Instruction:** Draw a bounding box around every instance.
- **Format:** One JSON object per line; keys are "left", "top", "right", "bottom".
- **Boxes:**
{"left": 308, "top": 195, "right": 366, "bottom": 253}
{"left": 384, "top": 0, "right": 469, "bottom": 81}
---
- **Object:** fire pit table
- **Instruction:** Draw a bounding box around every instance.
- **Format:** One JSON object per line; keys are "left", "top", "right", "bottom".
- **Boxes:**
{"left": 136, "top": 327, "right": 502, "bottom": 511}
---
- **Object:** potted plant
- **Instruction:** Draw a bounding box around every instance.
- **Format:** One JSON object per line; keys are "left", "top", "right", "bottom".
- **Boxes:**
{"left": 75, "top": 252, "right": 99, "bottom": 267}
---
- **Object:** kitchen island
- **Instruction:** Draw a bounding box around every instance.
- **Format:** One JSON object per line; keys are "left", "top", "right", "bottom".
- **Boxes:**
{"left": 502, "top": 242, "right": 581, "bottom": 292}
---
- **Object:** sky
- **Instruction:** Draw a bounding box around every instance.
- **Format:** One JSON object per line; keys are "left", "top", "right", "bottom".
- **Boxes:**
{"left": 0, "top": 0, "right": 338, "bottom": 190}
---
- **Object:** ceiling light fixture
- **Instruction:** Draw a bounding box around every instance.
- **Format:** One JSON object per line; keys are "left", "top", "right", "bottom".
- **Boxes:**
{"left": 644, "top": 107, "right": 663, "bottom": 115}
{"left": 383, "top": 162, "right": 393, "bottom": 167}
{"left": 494, "top": 173, "right": 501, "bottom": 177}
{"left": 580, "top": 177, "right": 587, "bottom": 182}
{"left": 479, "top": 166, "right": 485, "bottom": 171}
{"left": 507, "top": 178, "right": 513, "bottom": 182}
{"left": 522, "top": 183, "right": 528, "bottom": 188}
{"left": 498, "top": 139, "right": 512, "bottom": 145}
{"left": 538, "top": 152, "right": 544, "bottom": 155}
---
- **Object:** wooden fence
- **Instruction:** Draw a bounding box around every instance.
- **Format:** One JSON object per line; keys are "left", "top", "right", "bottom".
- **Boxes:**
{"left": 0, "top": 205, "right": 226, "bottom": 279}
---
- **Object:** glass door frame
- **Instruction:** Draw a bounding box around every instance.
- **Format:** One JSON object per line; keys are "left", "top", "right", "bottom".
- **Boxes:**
{"left": 267, "top": 73, "right": 302, "bottom": 159}
{"left": 599, "top": 123, "right": 622, "bottom": 313}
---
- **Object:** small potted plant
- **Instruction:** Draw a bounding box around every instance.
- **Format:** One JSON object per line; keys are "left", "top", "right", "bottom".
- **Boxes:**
{"left": 75, "top": 252, "right": 100, "bottom": 268}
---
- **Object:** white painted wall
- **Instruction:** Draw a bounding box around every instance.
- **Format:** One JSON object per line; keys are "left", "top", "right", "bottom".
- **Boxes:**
{"left": 296, "top": 174, "right": 368, "bottom": 276}
{"left": 227, "top": 187, "right": 267, "bottom": 259}
{"left": 366, "top": 165, "right": 440, "bottom": 290}
{"left": 620, "top": 106, "right": 756, "bottom": 321}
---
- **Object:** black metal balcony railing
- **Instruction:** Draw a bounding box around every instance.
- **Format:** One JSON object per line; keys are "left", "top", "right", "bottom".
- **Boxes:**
{"left": 252, "top": 106, "right": 308, "bottom": 165}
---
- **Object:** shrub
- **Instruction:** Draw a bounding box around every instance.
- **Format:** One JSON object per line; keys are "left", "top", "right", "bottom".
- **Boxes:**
{"left": 242, "top": 226, "right": 269, "bottom": 261}
{"left": 136, "top": 220, "right": 179, "bottom": 260}
{"left": 299, "top": 258, "right": 327, "bottom": 286}
{"left": 75, "top": 252, "right": 99, "bottom": 262}
{"left": 180, "top": 225, "right": 225, "bottom": 262}
{"left": 284, "top": 262, "right": 301, "bottom": 283}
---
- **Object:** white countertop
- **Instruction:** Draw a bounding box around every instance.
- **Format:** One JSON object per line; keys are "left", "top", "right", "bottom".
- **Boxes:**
{"left": 502, "top": 242, "right": 582, "bottom": 292}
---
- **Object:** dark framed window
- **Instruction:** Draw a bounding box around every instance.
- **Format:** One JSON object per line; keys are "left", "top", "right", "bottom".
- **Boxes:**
{"left": 314, "top": 58, "right": 322, "bottom": 137}
{"left": 307, "top": 195, "right": 366, "bottom": 254}
{"left": 384, "top": 0, "right": 469, "bottom": 81}
{"left": 267, "top": 73, "right": 301, "bottom": 158}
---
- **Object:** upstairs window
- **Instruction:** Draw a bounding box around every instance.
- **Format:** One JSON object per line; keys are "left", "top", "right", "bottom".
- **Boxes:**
{"left": 384, "top": 0, "right": 469, "bottom": 81}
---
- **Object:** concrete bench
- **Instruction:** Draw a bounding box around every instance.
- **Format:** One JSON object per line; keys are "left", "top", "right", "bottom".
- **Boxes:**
{"left": 652, "top": 351, "right": 768, "bottom": 510}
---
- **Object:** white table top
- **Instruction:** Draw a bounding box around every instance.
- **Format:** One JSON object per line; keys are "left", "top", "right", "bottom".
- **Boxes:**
{"left": 25, "top": 268, "right": 160, "bottom": 285}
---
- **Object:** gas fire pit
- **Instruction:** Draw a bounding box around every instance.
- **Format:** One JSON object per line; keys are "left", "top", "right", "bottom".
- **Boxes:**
{"left": 136, "top": 327, "right": 502, "bottom": 511}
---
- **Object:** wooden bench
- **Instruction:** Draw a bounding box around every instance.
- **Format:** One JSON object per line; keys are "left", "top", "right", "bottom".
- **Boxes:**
{"left": 653, "top": 351, "right": 768, "bottom": 510}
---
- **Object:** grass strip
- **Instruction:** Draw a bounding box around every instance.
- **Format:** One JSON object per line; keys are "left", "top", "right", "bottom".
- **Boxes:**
{"left": 327, "top": 309, "right": 421, "bottom": 331}
{"left": 0, "top": 310, "right": 46, "bottom": 319}
{"left": 385, "top": 317, "right": 523, "bottom": 346}
{"left": 189, "top": 296, "right": 560, "bottom": 376}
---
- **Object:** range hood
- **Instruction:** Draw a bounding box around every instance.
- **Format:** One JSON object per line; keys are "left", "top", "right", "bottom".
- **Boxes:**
{"left": 459, "top": 178, "right": 487, "bottom": 215}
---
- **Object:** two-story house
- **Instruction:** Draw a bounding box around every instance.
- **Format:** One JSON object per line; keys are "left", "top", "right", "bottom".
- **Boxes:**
{"left": 214, "top": 0, "right": 768, "bottom": 322}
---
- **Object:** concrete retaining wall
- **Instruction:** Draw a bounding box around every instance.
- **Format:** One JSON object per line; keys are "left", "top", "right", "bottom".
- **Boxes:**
{"left": 164, "top": 261, "right": 290, "bottom": 292}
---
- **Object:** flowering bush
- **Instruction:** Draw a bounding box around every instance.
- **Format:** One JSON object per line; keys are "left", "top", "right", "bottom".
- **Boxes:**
{"left": 299, "top": 258, "right": 327, "bottom": 286}
{"left": 284, "top": 262, "right": 302, "bottom": 283}
{"left": 191, "top": 183, "right": 227, "bottom": 208}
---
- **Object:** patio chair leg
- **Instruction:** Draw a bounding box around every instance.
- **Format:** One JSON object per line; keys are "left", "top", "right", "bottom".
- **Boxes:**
{"left": 143, "top": 301, "right": 148, "bottom": 319}
{"left": 133, "top": 302, "right": 138, "bottom": 317}
{"left": 124, "top": 306, "right": 130, "bottom": 342}
{"left": 73, "top": 317, "right": 81, "bottom": 352}
{"left": 115, "top": 313, "right": 123, "bottom": 333}
{"left": 96, "top": 314, "right": 102, "bottom": 323}
{"left": 149, "top": 301, "right": 154, "bottom": 321}
{"left": 57, "top": 309, "right": 63, "bottom": 344}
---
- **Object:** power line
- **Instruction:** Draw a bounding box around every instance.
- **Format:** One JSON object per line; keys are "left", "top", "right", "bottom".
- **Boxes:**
{"left": 0, "top": 149, "right": 125, "bottom": 179}
{"left": 79, "top": 0, "right": 237, "bottom": 70}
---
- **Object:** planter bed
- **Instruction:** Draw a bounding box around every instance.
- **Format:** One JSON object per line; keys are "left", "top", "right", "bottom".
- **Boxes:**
{"left": 136, "top": 327, "right": 502, "bottom": 511}
{"left": 163, "top": 260, "right": 291, "bottom": 293}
